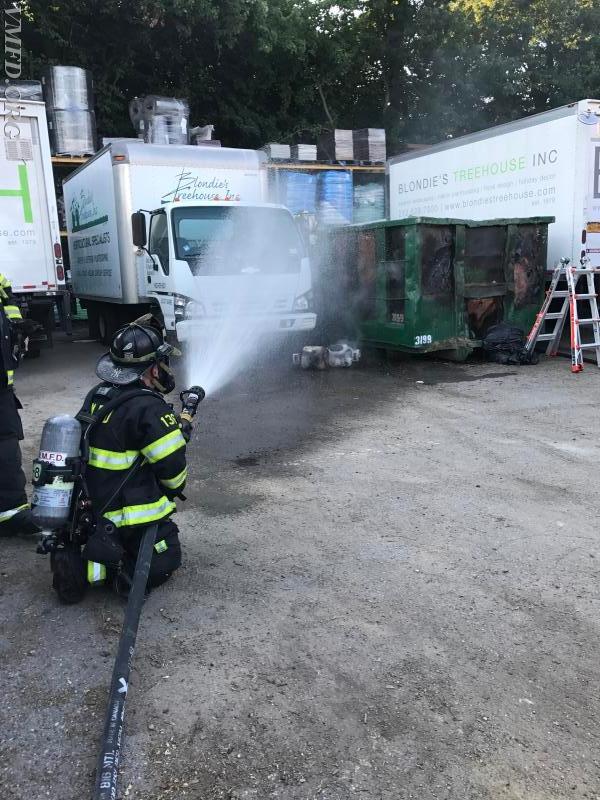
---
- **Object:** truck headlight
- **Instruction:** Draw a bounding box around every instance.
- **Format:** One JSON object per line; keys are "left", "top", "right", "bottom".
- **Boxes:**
{"left": 174, "top": 295, "right": 188, "bottom": 321}
{"left": 292, "top": 290, "right": 313, "bottom": 313}
{"left": 184, "top": 300, "right": 206, "bottom": 319}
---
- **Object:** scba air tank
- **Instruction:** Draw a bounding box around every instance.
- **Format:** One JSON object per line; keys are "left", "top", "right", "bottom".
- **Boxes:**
{"left": 32, "top": 415, "right": 81, "bottom": 530}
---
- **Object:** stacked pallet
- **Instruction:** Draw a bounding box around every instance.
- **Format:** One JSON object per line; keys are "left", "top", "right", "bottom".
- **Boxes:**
{"left": 291, "top": 143, "right": 317, "bottom": 161}
{"left": 352, "top": 128, "right": 386, "bottom": 162}
{"left": 317, "top": 130, "right": 354, "bottom": 161}
{"left": 42, "top": 66, "right": 96, "bottom": 156}
{"left": 262, "top": 143, "right": 291, "bottom": 160}
{"left": 0, "top": 80, "right": 43, "bottom": 101}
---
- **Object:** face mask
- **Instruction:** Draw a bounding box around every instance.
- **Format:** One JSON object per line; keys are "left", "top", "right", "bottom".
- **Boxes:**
{"left": 150, "top": 361, "right": 176, "bottom": 394}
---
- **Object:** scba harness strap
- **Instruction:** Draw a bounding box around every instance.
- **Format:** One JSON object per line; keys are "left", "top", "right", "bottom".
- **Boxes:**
{"left": 77, "top": 385, "right": 164, "bottom": 446}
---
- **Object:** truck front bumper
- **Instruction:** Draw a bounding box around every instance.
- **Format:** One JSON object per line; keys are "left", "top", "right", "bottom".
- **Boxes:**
{"left": 176, "top": 312, "right": 316, "bottom": 342}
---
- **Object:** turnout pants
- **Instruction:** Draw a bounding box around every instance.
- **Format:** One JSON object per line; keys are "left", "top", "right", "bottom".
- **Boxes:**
{"left": 123, "top": 518, "right": 182, "bottom": 587}
{"left": 0, "top": 389, "right": 28, "bottom": 528}
{"left": 86, "top": 518, "right": 182, "bottom": 589}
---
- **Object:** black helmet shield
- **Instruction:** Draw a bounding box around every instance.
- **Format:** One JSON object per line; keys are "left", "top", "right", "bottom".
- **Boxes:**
{"left": 95, "top": 314, "right": 181, "bottom": 391}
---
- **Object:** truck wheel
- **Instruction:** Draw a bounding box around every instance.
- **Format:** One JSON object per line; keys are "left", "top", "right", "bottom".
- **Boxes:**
{"left": 43, "top": 305, "right": 54, "bottom": 348}
{"left": 97, "top": 305, "right": 119, "bottom": 346}
{"left": 86, "top": 303, "right": 100, "bottom": 340}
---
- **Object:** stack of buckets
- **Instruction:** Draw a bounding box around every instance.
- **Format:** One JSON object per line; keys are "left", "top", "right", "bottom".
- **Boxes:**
{"left": 42, "top": 66, "right": 96, "bottom": 156}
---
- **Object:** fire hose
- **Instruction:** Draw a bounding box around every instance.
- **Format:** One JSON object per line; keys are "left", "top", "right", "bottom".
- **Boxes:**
{"left": 93, "top": 521, "right": 157, "bottom": 800}
{"left": 92, "top": 386, "right": 205, "bottom": 799}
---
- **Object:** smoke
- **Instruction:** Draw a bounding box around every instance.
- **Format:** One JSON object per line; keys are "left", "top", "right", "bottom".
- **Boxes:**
{"left": 179, "top": 205, "right": 307, "bottom": 396}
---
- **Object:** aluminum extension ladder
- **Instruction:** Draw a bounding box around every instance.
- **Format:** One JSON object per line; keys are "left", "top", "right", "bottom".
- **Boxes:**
{"left": 525, "top": 257, "right": 600, "bottom": 372}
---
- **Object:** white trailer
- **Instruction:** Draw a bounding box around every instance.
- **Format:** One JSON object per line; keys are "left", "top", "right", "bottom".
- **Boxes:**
{"left": 387, "top": 99, "right": 600, "bottom": 269}
{"left": 0, "top": 97, "right": 69, "bottom": 352}
{"left": 63, "top": 142, "right": 316, "bottom": 342}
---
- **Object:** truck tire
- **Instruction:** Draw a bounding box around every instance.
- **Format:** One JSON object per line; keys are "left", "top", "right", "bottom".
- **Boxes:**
{"left": 86, "top": 302, "right": 100, "bottom": 340}
{"left": 97, "top": 304, "right": 120, "bottom": 346}
{"left": 26, "top": 301, "right": 54, "bottom": 355}
{"left": 42, "top": 304, "right": 54, "bottom": 348}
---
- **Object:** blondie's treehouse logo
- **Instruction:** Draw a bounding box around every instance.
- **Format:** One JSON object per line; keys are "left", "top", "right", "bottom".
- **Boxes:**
{"left": 161, "top": 169, "right": 241, "bottom": 204}
{"left": 70, "top": 189, "right": 108, "bottom": 232}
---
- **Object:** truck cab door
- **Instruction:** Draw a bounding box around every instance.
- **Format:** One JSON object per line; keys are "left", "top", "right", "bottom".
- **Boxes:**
{"left": 147, "top": 212, "right": 176, "bottom": 331}
{"left": 148, "top": 212, "right": 170, "bottom": 282}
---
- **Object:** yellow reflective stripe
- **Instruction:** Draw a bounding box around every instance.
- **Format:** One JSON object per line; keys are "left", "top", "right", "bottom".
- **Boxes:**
{"left": 141, "top": 429, "right": 185, "bottom": 463}
{"left": 104, "top": 496, "right": 176, "bottom": 528}
{"left": 154, "top": 539, "right": 168, "bottom": 553}
{"left": 87, "top": 561, "right": 106, "bottom": 584}
{"left": 4, "top": 305, "right": 22, "bottom": 320}
{"left": 160, "top": 467, "right": 188, "bottom": 490}
{"left": 0, "top": 503, "right": 29, "bottom": 523}
{"left": 88, "top": 446, "right": 139, "bottom": 471}
{"left": 7, "top": 370, "right": 14, "bottom": 386}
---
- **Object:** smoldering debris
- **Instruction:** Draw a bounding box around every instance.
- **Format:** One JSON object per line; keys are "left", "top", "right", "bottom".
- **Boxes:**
{"left": 292, "top": 343, "right": 361, "bottom": 370}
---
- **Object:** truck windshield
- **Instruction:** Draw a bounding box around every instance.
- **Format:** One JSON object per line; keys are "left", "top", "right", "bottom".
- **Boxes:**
{"left": 171, "top": 206, "right": 304, "bottom": 276}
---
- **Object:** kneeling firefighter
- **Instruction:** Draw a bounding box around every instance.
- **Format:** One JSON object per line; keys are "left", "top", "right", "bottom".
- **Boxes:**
{"left": 33, "top": 316, "right": 204, "bottom": 603}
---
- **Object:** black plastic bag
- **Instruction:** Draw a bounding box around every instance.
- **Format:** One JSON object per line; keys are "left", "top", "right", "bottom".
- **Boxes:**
{"left": 482, "top": 322, "right": 538, "bottom": 365}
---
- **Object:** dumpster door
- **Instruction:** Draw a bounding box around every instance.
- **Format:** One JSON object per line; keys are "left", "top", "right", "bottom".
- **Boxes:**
{"left": 464, "top": 225, "right": 507, "bottom": 338}
{"left": 382, "top": 225, "right": 406, "bottom": 324}
{"left": 416, "top": 225, "right": 457, "bottom": 346}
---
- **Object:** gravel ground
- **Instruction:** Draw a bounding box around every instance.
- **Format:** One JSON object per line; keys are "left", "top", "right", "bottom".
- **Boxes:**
{"left": 1, "top": 334, "right": 599, "bottom": 800}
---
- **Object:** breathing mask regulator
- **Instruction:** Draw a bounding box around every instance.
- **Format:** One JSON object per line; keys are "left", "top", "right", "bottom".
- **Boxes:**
{"left": 150, "top": 343, "right": 177, "bottom": 393}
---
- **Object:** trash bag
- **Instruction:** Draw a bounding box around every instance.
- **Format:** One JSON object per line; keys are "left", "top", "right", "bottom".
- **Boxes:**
{"left": 482, "top": 322, "right": 538, "bottom": 365}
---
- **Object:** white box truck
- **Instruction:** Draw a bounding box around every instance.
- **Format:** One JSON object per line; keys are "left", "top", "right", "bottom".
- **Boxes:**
{"left": 63, "top": 142, "right": 316, "bottom": 343}
{"left": 0, "top": 96, "right": 70, "bottom": 352}
{"left": 387, "top": 99, "right": 600, "bottom": 269}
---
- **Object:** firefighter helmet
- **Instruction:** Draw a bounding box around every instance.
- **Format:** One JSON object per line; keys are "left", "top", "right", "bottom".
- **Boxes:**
{"left": 95, "top": 315, "right": 180, "bottom": 389}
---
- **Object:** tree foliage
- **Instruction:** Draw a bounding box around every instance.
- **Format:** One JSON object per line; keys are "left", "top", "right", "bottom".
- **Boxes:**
{"left": 18, "top": 0, "right": 600, "bottom": 155}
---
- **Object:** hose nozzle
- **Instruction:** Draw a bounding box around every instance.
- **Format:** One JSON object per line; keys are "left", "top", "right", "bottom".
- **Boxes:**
{"left": 180, "top": 385, "right": 205, "bottom": 423}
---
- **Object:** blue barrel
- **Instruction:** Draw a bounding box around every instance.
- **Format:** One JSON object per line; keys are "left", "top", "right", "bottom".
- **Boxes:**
{"left": 284, "top": 171, "right": 317, "bottom": 214}
{"left": 317, "top": 170, "right": 353, "bottom": 225}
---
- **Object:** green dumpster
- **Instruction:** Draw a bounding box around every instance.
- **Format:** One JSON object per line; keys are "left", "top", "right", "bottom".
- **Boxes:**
{"left": 319, "top": 216, "right": 553, "bottom": 360}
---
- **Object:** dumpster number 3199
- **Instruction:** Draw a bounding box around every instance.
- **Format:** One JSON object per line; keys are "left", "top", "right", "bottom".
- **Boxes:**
{"left": 415, "top": 334, "right": 432, "bottom": 345}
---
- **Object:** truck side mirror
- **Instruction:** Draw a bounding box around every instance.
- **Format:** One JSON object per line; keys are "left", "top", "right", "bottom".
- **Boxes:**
{"left": 131, "top": 212, "right": 147, "bottom": 248}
